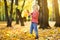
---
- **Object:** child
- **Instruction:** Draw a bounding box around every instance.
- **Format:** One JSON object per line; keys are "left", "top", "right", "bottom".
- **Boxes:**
{"left": 29, "top": 4, "right": 39, "bottom": 39}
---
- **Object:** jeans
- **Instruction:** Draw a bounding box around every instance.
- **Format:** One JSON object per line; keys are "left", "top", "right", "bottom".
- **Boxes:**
{"left": 30, "top": 22, "right": 38, "bottom": 38}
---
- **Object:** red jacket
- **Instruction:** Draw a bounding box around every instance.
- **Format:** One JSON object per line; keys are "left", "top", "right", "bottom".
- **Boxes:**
{"left": 31, "top": 10, "right": 39, "bottom": 23}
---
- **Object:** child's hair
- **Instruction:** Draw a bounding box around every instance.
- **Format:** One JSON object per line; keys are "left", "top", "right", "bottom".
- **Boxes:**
{"left": 33, "top": 4, "right": 39, "bottom": 10}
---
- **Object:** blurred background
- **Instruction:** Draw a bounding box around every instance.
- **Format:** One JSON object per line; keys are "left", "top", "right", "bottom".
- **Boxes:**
{"left": 0, "top": 0, "right": 60, "bottom": 40}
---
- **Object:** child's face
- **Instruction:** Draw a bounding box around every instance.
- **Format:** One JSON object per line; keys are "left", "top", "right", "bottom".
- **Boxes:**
{"left": 33, "top": 5, "right": 38, "bottom": 10}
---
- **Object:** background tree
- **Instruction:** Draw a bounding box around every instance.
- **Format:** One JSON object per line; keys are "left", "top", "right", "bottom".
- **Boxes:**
{"left": 15, "top": 0, "right": 19, "bottom": 24}
{"left": 4, "top": 0, "right": 14, "bottom": 27}
{"left": 53, "top": 0, "right": 60, "bottom": 27}
{"left": 9, "top": 0, "right": 14, "bottom": 27}
{"left": 4, "top": 0, "right": 9, "bottom": 27}
{"left": 15, "top": 0, "right": 25, "bottom": 26}
{"left": 37, "top": 0, "right": 50, "bottom": 29}
{"left": 42, "top": 0, "right": 50, "bottom": 29}
{"left": 19, "top": 0, "right": 25, "bottom": 26}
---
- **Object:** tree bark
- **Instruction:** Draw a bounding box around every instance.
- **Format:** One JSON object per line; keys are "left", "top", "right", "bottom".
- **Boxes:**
{"left": 4, "top": 0, "right": 10, "bottom": 27}
{"left": 37, "top": 0, "right": 50, "bottom": 29}
{"left": 4, "top": 0, "right": 14, "bottom": 27}
{"left": 0, "top": 12, "right": 1, "bottom": 21}
{"left": 9, "top": 0, "right": 14, "bottom": 27}
{"left": 41, "top": 0, "right": 50, "bottom": 29}
{"left": 53, "top": 0, "right": 60, "bottom": 27}
{"left": 15, "top": 0, "right": 19, "bottom": 24}
{"left": 37, "top": 0, "right": 44, "bottom": 28}
{"left": 19, "top": 0, "right": 25, "bottom": 26}
{"left": 15, "top": 0, "right": 25, "bottom": 26}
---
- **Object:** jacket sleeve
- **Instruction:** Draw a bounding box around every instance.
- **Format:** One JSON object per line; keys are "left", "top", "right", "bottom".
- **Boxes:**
{"left": 32, "top": 11, "right": 39, "bottom": 19}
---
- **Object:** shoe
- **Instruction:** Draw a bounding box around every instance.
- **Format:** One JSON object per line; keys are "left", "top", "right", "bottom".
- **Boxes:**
{"left": 35, "top": 36, "right": 39, "bottom": 39}
{"left": 36, "top": 39, "right": 38, "bottom": 40}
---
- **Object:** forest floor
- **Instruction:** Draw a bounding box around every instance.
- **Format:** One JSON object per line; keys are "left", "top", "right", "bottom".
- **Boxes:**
{"left": 0, "top": 21, "right": 60, "bottom": 40}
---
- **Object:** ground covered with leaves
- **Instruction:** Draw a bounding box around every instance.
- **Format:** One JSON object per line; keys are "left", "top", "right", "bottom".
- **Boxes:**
{"left": 0, "top": 21, "right": 60, "bottom": 40}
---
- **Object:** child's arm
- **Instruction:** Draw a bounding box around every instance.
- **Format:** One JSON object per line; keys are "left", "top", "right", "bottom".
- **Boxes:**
{"left": 28, "top": 13, "right": 32, "bottom": 16}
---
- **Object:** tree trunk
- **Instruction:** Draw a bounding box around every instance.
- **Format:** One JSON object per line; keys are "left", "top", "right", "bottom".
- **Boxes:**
{"left": 53, "top": 0, "right": 60, "bottom": 27}
{"left": 15, "top": 0, "right": 19, "bottom": 24}
{"left": 15, "top": 0, "right": 25, "bottom": 26}
{"left": 0, "top": 12, "right": 1, "bottom": 21}
{"left": 4, "top": 0, "right": 14, "bottom": 27}
{"left": 41, "top": 0, "right": 50, "bottom": 29}
{"left": 4, "top": 0, "right": 10, "bottom": 27}
{"left": 16, "top": 8, "right": 19, "bottom": 24}
{"left": 37, "top": 0, "right": 44, "bottom": 28}
{"left": 19, "top": 0, "right": 25, "bottom": 26}
{"left": 9, "top": 0, "right": 14, "bottom": 27}
{"left": 37, "top": 0, "right": 50, "bottom": 29}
